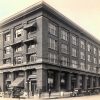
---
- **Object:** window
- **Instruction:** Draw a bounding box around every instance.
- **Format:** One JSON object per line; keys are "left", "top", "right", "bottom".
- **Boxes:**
{"left": 14, "top": 56, "right": 23, "bottom": 64}
{"left": 4, "top": 58, "right": 11, "bottom": 64}
{"left": 87, "top": 44, "right": 92, "bottom": 52}
{"left": 98, "top": 50, "right": 100, "bottom": 56}
{"left": 48, "top": 38, "right": 57, "bottom": 50}
{"left": 48, "top": 23, "right": 56, "bottom": 35}
{"left": 87, "top": 54, "right": 91, "bottom": 62}
{"left": 61, "top": 29, "right": 68, "bottom": 41}
{"left": 15, "top": 28, "right": 23, "bottom": 38}
{"left": 15, "top": 45, "right": 22, "bottom": 52}
{"left": 4, "top": 32, "right": 11, "bottom": 41}
{"left": 93, "top": 57, "right": 97, "bottom": 64}
{"left": 61, "top": 56, "right": 68, "bottom": 66}
{"left": 80, "top": 62, "right": 85, "bottom": 70}
{"left": 48, "top": 53, "right": 57, "bottom": 64}
{"left": 28, "top": 43, "right": 36, "bottom": 49}
{"left": 71, "top": 60, "right": 78, "bottom": 68}
{"left": 28, "top": 54, "right": 37, "bottom": 62}
{"left": 80, "top": 40, "right": 85, "bottom": 49}
{"left": 4, "top": 46, "right": 11, "bottom": 54}
{"left": 72, "top": 35, "right": 77, "bottom": 45}
{"left": 72, "top": 48, "right": 77, "bottom": 57}
{"left": 80, "top": 51, "right": 85, "bottom": 60}
{"left": 98, "top": 68, "right": 100, "bottom": 74}
{"left": 87, "top": 64, "right": 91, "bottom": 71}
{"left": 93, "top": 67, "right": 97, "bottom": 73}
{"left": 99, "top": 58, "right": 100, "bottom": 64}
{"left": 61, "top": 44, "right": 68, "bottom": 54}
{"left": 93, "top": 47, "right": 97, "bottom": 55}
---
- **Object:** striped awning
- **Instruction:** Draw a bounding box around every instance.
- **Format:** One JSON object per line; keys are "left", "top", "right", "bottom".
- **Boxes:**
{"left": 10, "top": 77, "right": 24, "bottom": 87}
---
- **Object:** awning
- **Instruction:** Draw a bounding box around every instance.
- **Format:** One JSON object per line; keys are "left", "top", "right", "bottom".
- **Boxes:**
{"left": 10, "top": 77, "right": 24, "bottom": 87}
{"left": 24, "top": 22, "right": 37, "bottom": 29}
{"left": 28, "top": 74, "right": 36, "bottom": 79}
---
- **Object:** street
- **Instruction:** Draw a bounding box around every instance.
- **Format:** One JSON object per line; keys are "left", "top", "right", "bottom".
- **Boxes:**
{"left": 0, "top": 95, "right": 100, "bottom": 100}
{"left": 49, "top": 95, "right": 100, "bottom": 100}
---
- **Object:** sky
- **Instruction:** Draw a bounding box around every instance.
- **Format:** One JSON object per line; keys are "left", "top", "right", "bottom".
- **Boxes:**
{"left": 0, "top": 0, "right": 100, "bottom": 40}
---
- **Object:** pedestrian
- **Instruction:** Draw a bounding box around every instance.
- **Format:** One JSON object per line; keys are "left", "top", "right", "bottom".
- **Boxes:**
{"left": 48, "top": 89, "right": 51, "bottom": 98}
{"left": 39, "top": 89, "right": 42, "bottom": 98}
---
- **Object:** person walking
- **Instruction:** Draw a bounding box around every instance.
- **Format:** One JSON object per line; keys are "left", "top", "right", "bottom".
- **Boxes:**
{"left": 39, "top": 89, "right": 42, "bottom": 98}
{"left": 48, "top": 89, "right": 51, "bottom": 98}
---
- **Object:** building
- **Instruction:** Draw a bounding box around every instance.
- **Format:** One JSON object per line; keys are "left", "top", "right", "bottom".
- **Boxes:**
{"left": 0, "top": 1, "right": 100, "bottom": 96}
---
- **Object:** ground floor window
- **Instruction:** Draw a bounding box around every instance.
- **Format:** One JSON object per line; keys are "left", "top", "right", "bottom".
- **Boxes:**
{"left": 47, "top": 71, "right": 55, "bottom": 90}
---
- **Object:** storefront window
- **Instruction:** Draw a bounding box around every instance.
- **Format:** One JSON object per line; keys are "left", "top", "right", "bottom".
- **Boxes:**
{"left": 48, "top": 71, "right": 55, "bottom": 90}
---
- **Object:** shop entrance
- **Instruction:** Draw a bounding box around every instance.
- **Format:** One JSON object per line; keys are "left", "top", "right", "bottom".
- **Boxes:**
{"left": 31, "top": 80, "right": 37, "bottom": 96}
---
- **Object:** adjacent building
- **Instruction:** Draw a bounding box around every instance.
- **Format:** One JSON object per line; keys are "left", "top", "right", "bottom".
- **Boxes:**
{"left": 0, "top": 1, "right": 100, "bottom": 96}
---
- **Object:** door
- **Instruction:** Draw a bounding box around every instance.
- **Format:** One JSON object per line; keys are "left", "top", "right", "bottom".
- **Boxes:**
{"left": 31, "top": 80, "right": 37, "bottom": 96}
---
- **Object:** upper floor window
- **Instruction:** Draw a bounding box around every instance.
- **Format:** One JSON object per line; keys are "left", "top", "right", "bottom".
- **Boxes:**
{"left": 99, "top": 58, "right": 100, "bottom": 64}
{"left": 93, "top": 57, "right": 97, "bottom": 64}
{"left": 72, "top": 48, "right": 77, "bottom": 57}
{"left": 61, "top": 29, "right": 68, "bottom": 41}
{"left": 61, "top": 44, "right": 68, "bottom": 54}
{"left": 93, "top": 67, "right": 97, "bottom": 73}
{"left": 28, "top": 54, "right": 37, "bottom": 62}
{"left": 87, "top": 54, "right": 91, "bottom": 62}
{"left": 14, "top": 56, "right": 23, "bottom": 64}
{"left": 87, "top": 44, "right": 92, "bottom": 52}
{"left": 48, "top": 38, "right": 57, "bottom": 50}
{"left": 48, "top": 23, "right": 56, "bottom": 36}
{"left": 93, "top": 47, "right": 97, "bottom": 55}
{"left": 48, "top": 53, "right": 58, "bottom": 64}
{"left": 80, "top": 62, "right": 85, "bottom": 70}
{"left": 71, "top": 60, "right": 78, "bottom": 68}
{"left": 15, "top": 28, "right": 23, "bottom": 38}
{"left": 28, "top": 43, "right": 36, "bottom": 49}
{"left": 80, "top": 40, "right": 85, "bottom": 49}
{"left": 4, "top": 32, "right": 11, "bottom": 42}
{"left": 87, "top": 64, "right": 91, "bottom": 71}
{"left": 98, "top": 50, "right": 100, "bottom": 56}
{"left": 72, "top": 35, "right": 77, "bottom": 45}
{"left": 15, "top": 45, "right": 22, "bottom": 52}
{"left": 80, "top": 51, "right": 85, "bottom": 60}
{"left": 4, "top": 58, "right": 11, "bottom": 64}
{"left": 61, "top": 56, "right": 68, "bottom": 66}
{"left": 4, "top": 46, "right": 11, "bottom": 54}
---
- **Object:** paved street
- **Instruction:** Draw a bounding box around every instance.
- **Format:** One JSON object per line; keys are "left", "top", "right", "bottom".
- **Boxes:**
{"left": 49, "top": 95, "right": 100, "bottom": 100}
{"left": 1, "top": 95, "right": 100, "bottom": 100}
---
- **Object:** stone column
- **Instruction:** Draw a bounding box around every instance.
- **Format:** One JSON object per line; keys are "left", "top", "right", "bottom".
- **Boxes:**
{"left": 11, "top": 72, "right": 14, "bottom": 82}
{"left": 37, "top": 68, "right": 47, "bottom": 92}
{"left": 23, "top": 29, "right": 27, "bottom": 64}
{"left": 55, "top": 72, "right": 60, "bottom": 91}
{"left": 76, "top": 74, "right": 80, "bottom": 89}
{"left": 24, "top": 70, "right": 27, "bottom": 89}
{"left": 90, "top": 76, "right": 93, "bottom": 88}
{"left": 66, "top": 73, "right": 71, "bottom": 91}
{"left": 83, "top": 75, "right": 88, "bottom": 90}
{"left": 96, "top": 77, "right": 99, "bottom": 87}
{"left": 11, "top": 28, "right": 14, "bottom": 65}
{"left": 0, "top": 73, "right": 4, "bottom": 92}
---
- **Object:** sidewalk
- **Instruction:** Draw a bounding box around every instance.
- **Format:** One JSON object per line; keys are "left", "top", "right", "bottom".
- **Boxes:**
{"left": 0, "top": 92, "right": 71, "bottom": 100}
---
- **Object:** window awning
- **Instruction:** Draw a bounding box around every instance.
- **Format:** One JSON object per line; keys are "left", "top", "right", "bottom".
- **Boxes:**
{"left": 9, "top": 77, "right": 24, "bottom": 87}
{"left": 28, "top": 74, "right": 36, "bottom": 79}
{"left": 24, "top": 22, "right": 37, "bottom": 29}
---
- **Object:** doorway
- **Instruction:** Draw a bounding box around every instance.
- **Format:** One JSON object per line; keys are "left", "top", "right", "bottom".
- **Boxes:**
{"left": 30, "top": 80, "right": 37, "bottom": 96}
